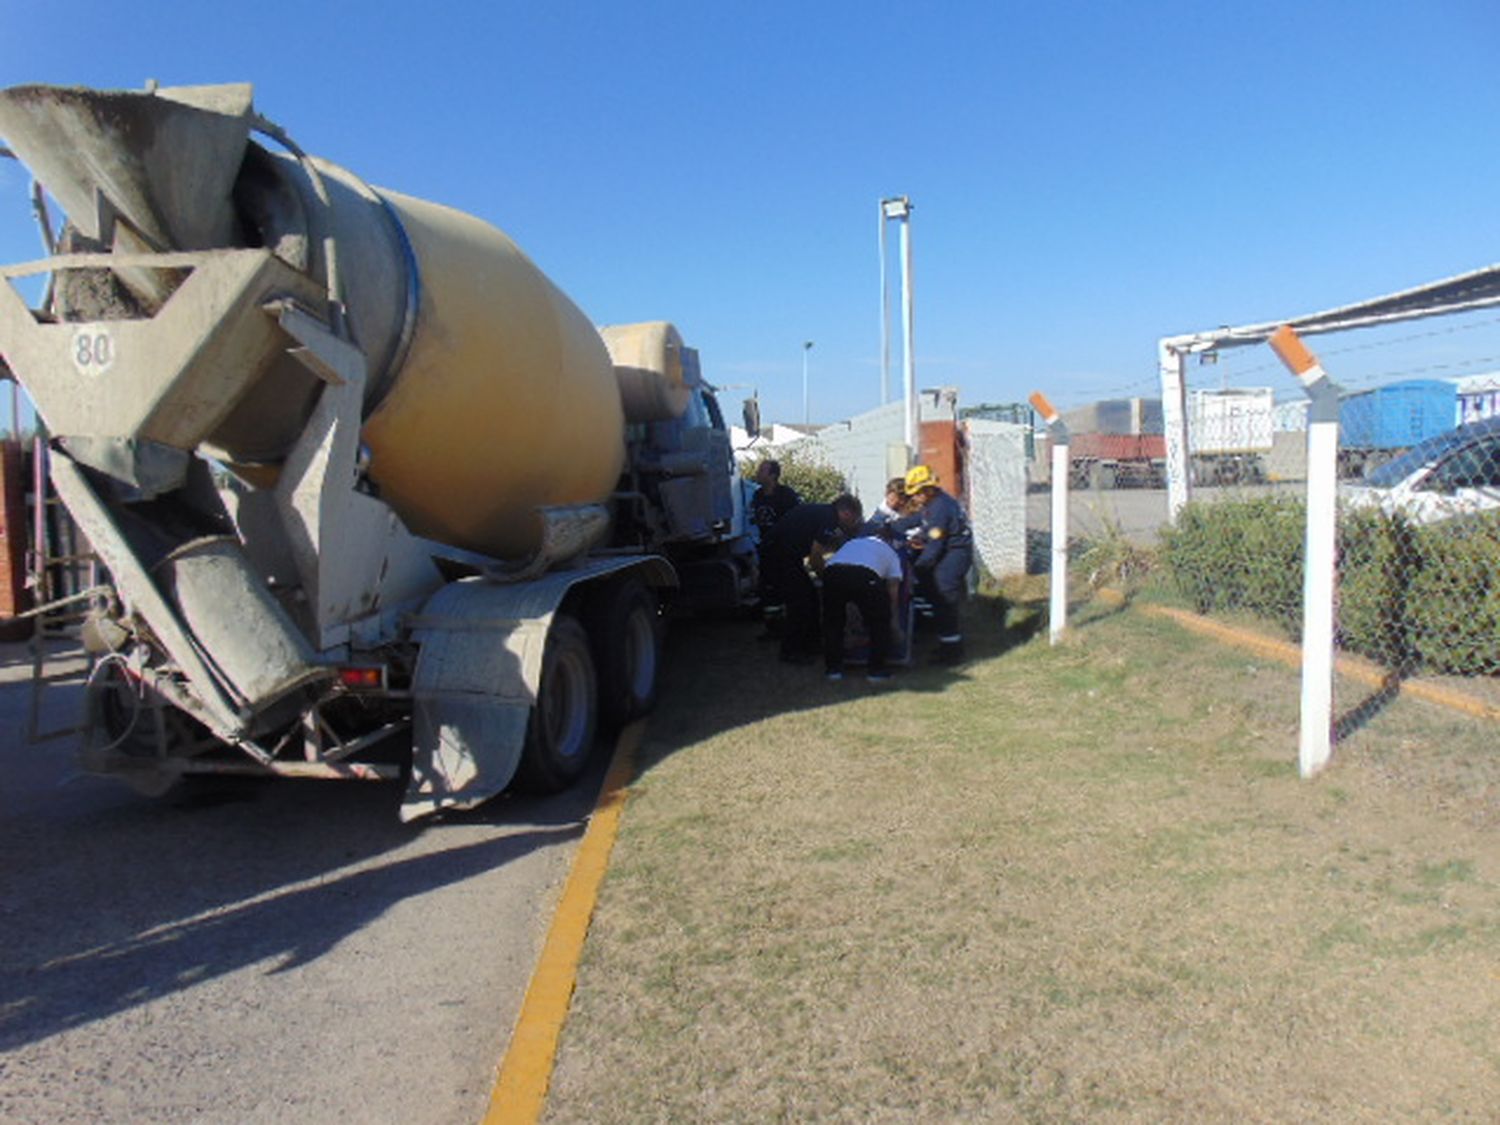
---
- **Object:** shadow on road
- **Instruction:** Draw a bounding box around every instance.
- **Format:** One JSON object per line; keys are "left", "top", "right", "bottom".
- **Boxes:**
{"left": 0, "top": 824, "right": 580, "bottom": 1052}
{"left": 0, "top": 652, "right": 604, "bottom": 1053}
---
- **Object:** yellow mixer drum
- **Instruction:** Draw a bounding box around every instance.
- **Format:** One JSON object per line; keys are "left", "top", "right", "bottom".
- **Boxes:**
{"left": 361, "top": 192, "right": 626, "bottom": 559}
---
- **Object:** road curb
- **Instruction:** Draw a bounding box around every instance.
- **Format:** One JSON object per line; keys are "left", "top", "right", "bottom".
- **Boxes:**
{"left": 483, "top": 721, "right": 644, "bottom": 1124}
{"left": 1120, "top": 596, "right": 1500, "bottom": 723}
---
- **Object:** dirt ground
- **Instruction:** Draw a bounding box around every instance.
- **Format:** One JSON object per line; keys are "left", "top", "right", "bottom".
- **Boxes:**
{"left": 543, "top": 598, "right": 1500, "bottom": 1122}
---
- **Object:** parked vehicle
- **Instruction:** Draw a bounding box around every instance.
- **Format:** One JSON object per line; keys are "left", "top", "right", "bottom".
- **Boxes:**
{"left": 0, "top": 82, "right": 757, "bottom": 818}
{"left": 1187, "top": 388, "right": 1273, "bottom": 485}
{"left": 1056, "top": 397, "right": 1164, "bottom": 489}
{"left": 1342, "top": 415, "right": 1500, "bottom": 525}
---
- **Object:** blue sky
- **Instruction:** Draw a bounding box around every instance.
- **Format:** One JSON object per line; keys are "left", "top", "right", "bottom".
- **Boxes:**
{"left": 4, "top": 0, "right": 1500, "bottom": 427}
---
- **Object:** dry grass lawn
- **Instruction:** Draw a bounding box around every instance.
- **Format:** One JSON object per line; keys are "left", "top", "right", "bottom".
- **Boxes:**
{"left": 544, "top": 596, "right": 1500, "bottom": 1122}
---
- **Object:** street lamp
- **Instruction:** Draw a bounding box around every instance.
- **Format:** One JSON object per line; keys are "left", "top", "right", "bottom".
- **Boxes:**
{"left": 879, "top": 195, "right": 916, "bottom": 462}
{"left": 802, "top": 340, "right": 814, "bottom": 425}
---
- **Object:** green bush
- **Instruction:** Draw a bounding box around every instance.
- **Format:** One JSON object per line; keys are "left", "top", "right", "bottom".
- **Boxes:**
{"left": 740, "top": 444, "right": 848, "bottom": 505}
{"left": 1336, "top": 510, "right": 1413, "bottom": 668}
{"left": 1161, "top": 499, "right": 1500, "bottom": 676}
{"left": 1160, "top": 497, "right": 1303, "bottom": 634}
{"left": 1405, "top": 515, "right": 1500, "bottom": 675}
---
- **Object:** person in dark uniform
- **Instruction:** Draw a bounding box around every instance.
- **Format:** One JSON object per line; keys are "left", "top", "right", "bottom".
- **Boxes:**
{"left": 761, "top": 494, "right": 863, "bottom": 662}
{"left": 750, "top": 459, "right": 802, "bottom": 537}
{"left": 820, "top": 532, "right": 903, "bottom": 682}
{"left": 903, "top": 464, "right": 972, "bottom": 664}
{"left": 750, "top": 459, "right": 803, "bottom": 625}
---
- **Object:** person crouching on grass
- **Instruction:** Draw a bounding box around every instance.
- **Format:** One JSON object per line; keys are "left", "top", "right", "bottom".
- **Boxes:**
{"left": 818, "top": 529, "right": 903, "bottom": 683}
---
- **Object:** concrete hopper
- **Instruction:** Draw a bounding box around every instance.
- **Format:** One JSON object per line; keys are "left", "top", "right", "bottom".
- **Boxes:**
{"left": 0, "top": 82, "right": 253, "bottom": 255}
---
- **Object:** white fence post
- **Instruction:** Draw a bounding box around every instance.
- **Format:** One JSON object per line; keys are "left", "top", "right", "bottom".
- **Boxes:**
{"left": 1268, "top": 326, "right": 1341, "bottom": 777}
{"left": 1031, "top": 392, "right": 1069, "bottom": 644}
{"left": 1159, "top": 338, "right": 1192, "bottom": 524}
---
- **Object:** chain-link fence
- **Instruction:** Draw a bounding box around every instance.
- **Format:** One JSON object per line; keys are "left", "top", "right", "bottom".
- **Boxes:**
{"left": 1148, "top": 324, "right": 1500, "bottom": 771}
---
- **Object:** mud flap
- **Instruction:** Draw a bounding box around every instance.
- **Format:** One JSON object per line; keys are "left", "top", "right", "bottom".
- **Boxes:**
{"left": 399, "top": 558, "right": 677, "bottom": 822}
{"left": 406, "top": 695, "right": 532, "bottom": 820}
{"left": 401, "top": 589, "right": 551, "bottom": 822}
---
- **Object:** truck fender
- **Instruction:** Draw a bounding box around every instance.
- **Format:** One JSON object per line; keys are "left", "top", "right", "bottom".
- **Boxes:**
{"left": 400, "top": 555, "right": 675, "bottom": 821}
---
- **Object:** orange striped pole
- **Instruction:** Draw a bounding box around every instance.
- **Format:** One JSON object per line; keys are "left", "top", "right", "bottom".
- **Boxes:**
{"left": 1031, "top": 390, "right": 1069, "bottom": 643}
{"left": 1267, "top": 324, "right": 1340, "bottom": 777}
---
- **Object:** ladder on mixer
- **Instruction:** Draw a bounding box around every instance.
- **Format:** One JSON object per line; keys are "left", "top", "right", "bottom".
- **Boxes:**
{"left": 25, "top": 437, "right": 100, "bottom": 744}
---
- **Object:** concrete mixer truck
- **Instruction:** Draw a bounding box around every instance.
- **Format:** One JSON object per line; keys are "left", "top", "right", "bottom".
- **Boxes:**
{"left": 0, "top": 82, "right": 758, "bottom": 819}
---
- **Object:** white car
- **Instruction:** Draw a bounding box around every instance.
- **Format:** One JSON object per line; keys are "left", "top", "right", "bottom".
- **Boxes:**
{"left": 1342, "top": 415, "right": 1500, "bottom": 524}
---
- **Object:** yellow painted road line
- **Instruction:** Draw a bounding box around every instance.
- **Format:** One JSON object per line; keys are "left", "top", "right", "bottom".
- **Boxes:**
{"left": 1142, "top": 603, "right": 1500, "bottom": 722}
{"left": 483, "top": 721, "right": 644, "bottom": 1125}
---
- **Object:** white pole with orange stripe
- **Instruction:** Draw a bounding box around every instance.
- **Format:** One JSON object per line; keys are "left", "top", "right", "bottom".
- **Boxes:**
{"left": 1031, "top": 391, "right": 1069, "bottom": 644}
{"left": 1268, "top": 324, "right": 1341, "bottom": 777}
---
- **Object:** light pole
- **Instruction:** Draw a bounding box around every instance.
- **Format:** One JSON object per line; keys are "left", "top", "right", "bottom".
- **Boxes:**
{"left": 879, "top": 202, "right": 891, "bottom": 405}
{"left": 879, "top": 196, "right": 916, "bottom": 461}
{"left": 801, "top": 340, "right": 814, "bottom": 425}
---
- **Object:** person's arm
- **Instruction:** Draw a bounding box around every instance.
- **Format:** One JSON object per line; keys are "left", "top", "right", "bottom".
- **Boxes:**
{"left": 915, "top": 498, "right": 959, "bottom": 570}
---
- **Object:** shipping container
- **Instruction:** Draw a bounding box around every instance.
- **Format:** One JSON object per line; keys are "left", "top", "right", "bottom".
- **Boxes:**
{"left": 1187, "top": 388, "right": 1274, "bottom": 455}
{"left": 1339, "top": 379, "right": 1457, "bottom": 450}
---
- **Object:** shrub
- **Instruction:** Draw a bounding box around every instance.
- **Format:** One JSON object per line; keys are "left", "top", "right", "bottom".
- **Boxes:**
{"left": 1336, "top": 510, "right": 1413, "bottom": 668}
{"left": 741, "top": 444, "right": 848, "bottom": 505}
{"left": 1160, "top": 498, "right": 1500, "bottom": 676}
{"left": 1160, "top": 502, "right": 1237, "bottom": 614}
{"left": 1161, "top": 496, "right": 1303, "bottom": 633}
{"left": 1075, "top": 515, "right": 1157, "bottom": 597}
{"left": 1405, "top": 514, "right": 1500, "bottom": 675}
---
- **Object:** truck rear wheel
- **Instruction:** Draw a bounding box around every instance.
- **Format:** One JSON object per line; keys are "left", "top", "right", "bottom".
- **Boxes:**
{"left": 91, "top": 657, "right": 199, "bottom": 797}
{"left": 591, "top": 578, "right": 662, "bottom": 729}
{"left": 514, "top": 615, "right": 598, "bottom": 793}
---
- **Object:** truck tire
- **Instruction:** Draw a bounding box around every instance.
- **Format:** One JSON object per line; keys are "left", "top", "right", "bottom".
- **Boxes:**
{"left": 590, "top": 578, "right": 662, "bottom": 729}
{"left": 92, "top": 658, "right": 196, "bottom": 797}
{"left": 513, "top": 615, "right": 598, "bottom": 794}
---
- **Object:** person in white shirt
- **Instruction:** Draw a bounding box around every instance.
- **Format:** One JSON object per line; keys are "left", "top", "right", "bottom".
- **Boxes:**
{"left": 819, "top": 532, "right": 903, "bottom": 682}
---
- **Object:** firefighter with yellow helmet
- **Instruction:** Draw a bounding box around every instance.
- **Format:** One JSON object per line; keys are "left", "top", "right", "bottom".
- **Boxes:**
{"left": 903, "top": 464, "right": 972, "bottom": 664}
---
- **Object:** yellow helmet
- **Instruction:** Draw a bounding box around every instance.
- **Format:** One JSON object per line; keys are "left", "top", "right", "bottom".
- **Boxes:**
{"left": 904, "top": 464, "right": 938, "bottom": 495}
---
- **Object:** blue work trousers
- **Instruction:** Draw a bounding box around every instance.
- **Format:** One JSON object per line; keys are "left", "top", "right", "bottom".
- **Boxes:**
{"left": 917, "top": 546, "right": 970, "bottom": 640}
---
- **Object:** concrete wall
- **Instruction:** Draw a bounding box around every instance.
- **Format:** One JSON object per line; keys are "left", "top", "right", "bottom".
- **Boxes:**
{"left": 801, "top": 390, "right": 961, "bottom": 505}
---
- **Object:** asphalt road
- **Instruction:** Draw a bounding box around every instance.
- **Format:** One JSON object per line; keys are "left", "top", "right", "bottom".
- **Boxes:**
{"left": 0, "top": 641, "right": 604, "bottom": 1124}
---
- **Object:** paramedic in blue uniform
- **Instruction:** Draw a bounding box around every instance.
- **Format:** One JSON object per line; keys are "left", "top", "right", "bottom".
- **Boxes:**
{"left": 904, "top": 464, "right": 972, "bottom": 664}
{"left": 762, "top": 494, "right": 864, "bottom": 662}
{"left": 820, "top": 531, "right": 903, "bottom": 682}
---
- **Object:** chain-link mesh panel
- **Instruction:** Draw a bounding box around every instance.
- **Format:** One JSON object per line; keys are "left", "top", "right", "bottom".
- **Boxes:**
{"left": 964, "top": 420, "right": 1028, "bottom": 583}
{"left": 1336, "top": 416, "right": 1500, "bottom": 708}
{"left": 1154, "top": 360, "right": 1500, "bottom": 741}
